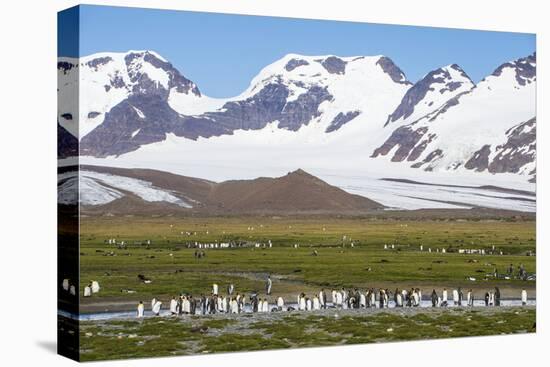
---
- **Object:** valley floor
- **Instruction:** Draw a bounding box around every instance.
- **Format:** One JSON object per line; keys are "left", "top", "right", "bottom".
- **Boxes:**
{"left": 77, "top": 216, "right": 536, "bottom": 307}
{"left": 66, "top": 215, "right": 536, "bottom": 360}
{"left": 76, "top": 306, "right": 536, "bottom": 361}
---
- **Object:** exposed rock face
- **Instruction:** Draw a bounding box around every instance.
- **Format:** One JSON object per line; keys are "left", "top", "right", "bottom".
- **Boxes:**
{"left": 488, "top": 117, "right": 536, "bottom": 174}
{"left": 407, "top": 133, "right": 436, "bottom": 161}
{"left": 440, "top": 81, "right": 462, "bottom": 93}
{"left": 208, "top": 83, "right": 290, "bottom": 131}
{"left": 57, "top": 61, "right": 75, "bottom": 74}
{"left": 410, "top": 149, "right": 443, "bottom": 168}
{"left": 463, "top": 118, "right": 536, "bottom": 175}
{"left": 81, "top": 79, "right": 333, "bottom": 156}
{"left": 376, "top": 56, "right": 411, "bottom": 85}
{"left": 123, "top": 51, "right": 200, "bottom": 97}
{"left": 318, "top": 56, "right": 347, "bottom": 75}
{"left": 86, "top": 56, "right": 113, "bottom": 70}
{"left": 465, "top": 145, "right": 491, "bottom": 172}
{"left": 326, "top": 111, "right": 361, "bottom": 133}
{"left": 385, "top": 64, "right": 473, "bottom": 126}
{"left": 491, "top": 53, "right": 536, "bottom": 86}
{"left": 372, "top": 126, "right": 428, "bottom": 162}
{"left": 285, "top": 58, "right": 309, "bottom": 72}
{"left": 528, "top": 169, "right": 536, "bottom": 183}
{"left": 58, "top": 123, "right": 78, "bottom": 158}
{"left": 203, "top": 83, "right": 332, "bottom": 132}
{"left": 277, "top": 86, "right": 333, "bottom": 130}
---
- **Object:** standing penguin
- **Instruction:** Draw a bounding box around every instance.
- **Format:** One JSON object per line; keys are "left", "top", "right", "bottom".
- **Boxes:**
{"left": 299, "top": 293, "right": 307, "bottom": 311}
{"left": 84, "top": 284, "right": 92, "bottom": 297}
{"left": 209, "top": 295, "right": 217, "bottom": 314}
{"left": 453, "top": 289, "right": 459, "bottom": 306}
{"left": 396, "top": 291, "right": 403, "bottom": 307}
{"left": 319, "top": 289, "right": 327, "bottom": 309}
{"left": 184, "top": 296, "right": 191, "bottom": 314}
{"left": 337, "top": 291, "right": 344, "bottom": 308}
{"left": 313, "top": 295, "right": 320, "bottom": 310}
{"left": 494, "top": 287, "right": 501, "bottom": 306}
{"left": 200, "top": 294, "right": 206, "bottom": 315}
{"left": 353, "top": 289, "right": 361, "bottom": 309}
{"left": 266, "top": 276, "right": 272, "bottom": 295}
{"left": 62, "top": 279, "right": 70, "bottom": 292}
{"left": 152, "top": 300, "right": 162, "bottom": 316}
{"left": 170, "top": 297, "right": 178, "bottom": 315}
{"left": 341, "top": 288, "right": 348, "bottom": 309}
{"left": 216, "top": 296, "right": 223, "bottom": 313}
{"left": 190, "top": 296, "right": 197, "bottom": 315}
{"left": 412, "top": 289, "right": 419, "bottom": 307}
{"left": 137, "top": 301, "right": 144, "bottom": 318}
{"left": 176, "top": 295, "right": 183, "bottom": 315}
{"left": 232, "top": 297, "right": 240, "bottom": 314}
{"left": 431, "top": 289, "right": 438, "bottom": 307}
{"left": 222, "top": 296, "right": 228, "bottom": 313}
{"left": 251, "top": 294, "right": 259, "bottom": 313}
{"left": 238, "top": 294, "right": 246, "bottom": 313}
{"left": 277, "top": 296, "right": 285, "bottom": 311}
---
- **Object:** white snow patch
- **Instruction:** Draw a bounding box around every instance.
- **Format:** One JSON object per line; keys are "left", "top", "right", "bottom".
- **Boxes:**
{"left": 167, "top": 89, "right": 226, "bottom": 116}
{"left": 131, "top": 106, "right": 145, "bottom": 119}
{"left": 57, "top": 170, "right": 193, "bottom": 207}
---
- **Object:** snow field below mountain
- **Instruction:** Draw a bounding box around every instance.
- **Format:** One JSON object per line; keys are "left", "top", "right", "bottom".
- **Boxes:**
{"left": 80, "top": 127, "right": 535, "bottom": 211}
{"left": 57, "top": 170, "right": 192, "bottom": 207}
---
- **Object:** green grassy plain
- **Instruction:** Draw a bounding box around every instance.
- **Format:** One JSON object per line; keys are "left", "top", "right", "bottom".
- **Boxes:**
{"left": 79, "top": 216, "right": 536, "bottom": 306}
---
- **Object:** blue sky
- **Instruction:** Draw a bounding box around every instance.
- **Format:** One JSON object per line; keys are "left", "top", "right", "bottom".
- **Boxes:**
{"left": 59, "top": 5, "right": 535, "bottom": 98}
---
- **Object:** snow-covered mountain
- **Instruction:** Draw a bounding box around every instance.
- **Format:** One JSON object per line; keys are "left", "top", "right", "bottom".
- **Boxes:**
{"left": 58, "top": 51, "right": 200, "bottom": 139}
{"left": 373, "top": 53, "right": 536, "bottom": 181}
{"left": 58, "top": 50, "right": 537, "bottom": 197}
{"left": 58, "top": 51, "right": 413, "bottom": 156}
{"left": 383, "top": 64, "right": 475, "bottom": 128}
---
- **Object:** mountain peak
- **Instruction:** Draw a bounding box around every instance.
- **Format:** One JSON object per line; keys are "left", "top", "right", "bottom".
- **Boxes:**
{"left": 489, "top": 52, "right": 536, "bottom": 86}
{"left": 384, "top": 63, "right": 474, "bottom": 126}
{"left": 287, "top": 168, "right": 312, "bottom": 177}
